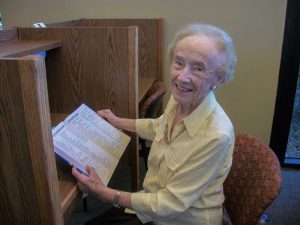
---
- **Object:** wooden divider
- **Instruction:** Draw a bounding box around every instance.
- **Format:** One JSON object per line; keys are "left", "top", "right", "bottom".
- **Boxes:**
{"left": 0, "top": 56, "right": 64, "bottom": 225}
{"left": 18, "top": 27, "right": 138, "bottom": 115}
{"left": 18, "top": 26, "right": 140, "bottom": 190}
{"left": 81, "top": 19, "right": 163, "bottom": 81}
{"left": 46, "top": 18, "right": 163, "bottom": 82}
{"left": 0, "top": 19, "right": 163, "bottom": 223}
{"left": 0, "top": 27, "right": 18, "bottom": 42}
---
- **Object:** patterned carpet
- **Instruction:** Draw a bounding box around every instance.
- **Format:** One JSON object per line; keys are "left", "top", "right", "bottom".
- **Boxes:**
{"left": 286, "top": 71, "right": 300, "bottom": 159}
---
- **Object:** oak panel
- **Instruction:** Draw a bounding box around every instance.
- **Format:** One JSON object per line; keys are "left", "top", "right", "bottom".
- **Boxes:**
{"left": 18, "top": 26, "right": 140, "bottom": 190}
{"left": 0, "top": 28, "right": 18, "bottom": 42}
{"left": 19, "top": 27, "right": 137, "bottom": 118}
{"left": 0, "top": 56, "right": 64, "bottom": 225}
{"left": 0, "top": 40, "right": 62, "bottom": 58}
{"left": 82, "top": 19, "right": 163, "bottom": 81}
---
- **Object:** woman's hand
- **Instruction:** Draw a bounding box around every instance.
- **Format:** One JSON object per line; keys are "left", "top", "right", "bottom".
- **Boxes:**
{"left": 72, "top": 165, "right": 133, "bottom": 208}
{"left": 72, "top": 165, "right": 108, "bottom": 201}
{"left": 97, "top": 109, "right": 136, "bottom": 132}
{"left": 97, "top": 109, "right": 120, "bottom": 128}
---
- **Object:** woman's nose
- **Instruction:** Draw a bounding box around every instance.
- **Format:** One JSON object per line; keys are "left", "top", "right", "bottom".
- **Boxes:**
{"left": 178, "top": 67, "right": 191, "bottom": 81}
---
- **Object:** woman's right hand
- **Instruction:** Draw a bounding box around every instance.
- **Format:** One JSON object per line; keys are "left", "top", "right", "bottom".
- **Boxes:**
{"left": 97, "top": 109, "right": 119, "bottom": 128}
{"left": 98, "top": 109, "right": 136, "bottom": 132}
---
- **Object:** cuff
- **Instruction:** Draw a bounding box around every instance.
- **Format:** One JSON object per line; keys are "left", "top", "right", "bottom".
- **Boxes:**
{"left": 131, "top": 192, "right": 153, "bottom": 223}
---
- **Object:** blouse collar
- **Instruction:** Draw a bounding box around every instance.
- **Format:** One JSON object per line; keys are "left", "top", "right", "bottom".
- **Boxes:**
{"left": 164, "top": 91, "right": 217, "bottom": 138}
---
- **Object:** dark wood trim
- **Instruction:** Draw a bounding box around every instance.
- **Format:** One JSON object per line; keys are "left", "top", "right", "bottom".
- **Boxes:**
{"left": 0, "top": 28, "right": 18, "bottom": 42}
{"left": 0, "top": 40, "right": 62, "bottom": 57}
{"left": 269, "top": 0, "right": 300, "bottom": 167}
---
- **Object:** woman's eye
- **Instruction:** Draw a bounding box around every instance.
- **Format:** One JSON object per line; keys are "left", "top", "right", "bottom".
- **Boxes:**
{"left": 195, "top": 67, "right": 203, "bottom": 72}
{"left": 174, "top": 60, "right": 183, "bottom": 68}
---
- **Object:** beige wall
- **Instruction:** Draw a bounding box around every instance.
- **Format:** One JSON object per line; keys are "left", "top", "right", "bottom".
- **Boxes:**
{"left": 0, "top": 0, "right": 287, "bottom": 144}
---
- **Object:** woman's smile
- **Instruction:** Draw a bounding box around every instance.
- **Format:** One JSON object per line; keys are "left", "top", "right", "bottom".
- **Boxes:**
{"left": 175, "top": 83, "right": 193, "bottom": 93}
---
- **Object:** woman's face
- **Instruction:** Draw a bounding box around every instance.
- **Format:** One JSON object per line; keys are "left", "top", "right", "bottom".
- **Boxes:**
{"left": 170, "top": 34, "right": 223, "bottom": 111}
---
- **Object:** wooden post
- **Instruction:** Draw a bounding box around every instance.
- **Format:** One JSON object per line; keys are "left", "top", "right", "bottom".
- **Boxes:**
{"left": 0, "top": 56, "right": 64, "bottom": 225}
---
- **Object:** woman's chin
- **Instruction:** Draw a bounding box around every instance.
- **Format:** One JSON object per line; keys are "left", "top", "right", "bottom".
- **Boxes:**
{"left": 173, "top": 92, "right": 189, "bottom": 103}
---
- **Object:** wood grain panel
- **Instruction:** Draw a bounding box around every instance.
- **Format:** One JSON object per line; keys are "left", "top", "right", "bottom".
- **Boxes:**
{"left": 0, "top": 28, "right": 18, "bottom": 42}
{"left": 18, "top": 27, "right": 134, "bottom": 117}
{"left": 18, "top": 27, "right": 140, "bottom": 190}
{"left": 127, "top": 27, "right": 139, "bottom": 189}
{"left": 81, "top": 19, "right": 163, "bottom": 81}
{"left": 46, "top": 19, "right": 84, "bottom": 28}
{"left": 56, "top": 157, "right": 80, "bottom": 221}
{"left": 46, "top": 18, "right": 164, "bottom": 118}
{"left": 0, "top": 56, "right": 64, "bottom": 225}
{"left": 46, "top": 18, "right": 164, "bottom": 82}
{"left": 0, "top": 40, "right": 62, "bottom": 58}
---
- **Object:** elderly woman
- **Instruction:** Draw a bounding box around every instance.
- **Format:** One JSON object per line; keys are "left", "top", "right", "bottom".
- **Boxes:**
{"left": 72, "top": 23, "right": 237, "bottom": 225}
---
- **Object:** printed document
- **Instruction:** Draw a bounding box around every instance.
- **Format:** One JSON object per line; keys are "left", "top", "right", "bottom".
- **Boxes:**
{"left": 52, "top": 104, "right": 131, "bottom": 185}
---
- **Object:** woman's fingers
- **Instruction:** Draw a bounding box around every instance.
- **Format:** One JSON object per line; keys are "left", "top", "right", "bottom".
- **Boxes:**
{"left": 72, "top": 167, "right": 88, "bottom": 182}
{"left": 86, "top": 165, "right": 95, "bottom": 175}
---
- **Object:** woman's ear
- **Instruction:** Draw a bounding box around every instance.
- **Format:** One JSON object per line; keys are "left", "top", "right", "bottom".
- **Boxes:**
{"left": 210, "top": 75, "right": 224, "bottom": 91}
{"left": 215, "top": 74, "right": 224, "bottom": 86}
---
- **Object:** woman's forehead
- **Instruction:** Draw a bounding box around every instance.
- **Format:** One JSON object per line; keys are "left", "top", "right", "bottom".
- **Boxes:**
{"left": 175, "top": 35, "right": 220, "bottom": 65}
{"left": 176, "top": 35, "right": 218, "bottom": 54}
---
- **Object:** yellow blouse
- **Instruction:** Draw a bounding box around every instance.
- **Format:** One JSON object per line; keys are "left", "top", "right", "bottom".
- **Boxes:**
{"left": 131, "top": 91, "right": 234, "bottom": 225}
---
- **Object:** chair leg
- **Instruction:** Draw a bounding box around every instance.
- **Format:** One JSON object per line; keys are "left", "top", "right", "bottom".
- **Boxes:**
{"left": 143, "top": 155, "right": 148, "bottom": 170}
{"left": 140, "top": 139, "right": 148, "bottom": 170}
{"left": 83, "top": 197, "right": 88, "bottom": 211}
{"left": 144, "top": 147, "right": 150, "bottom": 170}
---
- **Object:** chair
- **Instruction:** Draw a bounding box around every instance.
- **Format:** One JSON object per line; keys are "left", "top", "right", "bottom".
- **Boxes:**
{"left": 222, "top": 132, "right": 282, "bottom": 225}
{"left": 139, "top": 81, "right": 167, "bottom": 169}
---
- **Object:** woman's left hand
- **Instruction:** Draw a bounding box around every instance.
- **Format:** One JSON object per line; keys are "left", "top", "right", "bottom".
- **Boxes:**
{"left": 72, "top": 165, "right": 133, "bottom": 209}
{"left": 72, "top": 165, "right": 106, "bottom": 199}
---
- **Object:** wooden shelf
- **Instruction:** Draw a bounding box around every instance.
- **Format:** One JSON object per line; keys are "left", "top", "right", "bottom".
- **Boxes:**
{"left": 0, "top": 40, "right": 62, "bottom": 58}
{"left": 56, "top": 157, "right": 80, "bottom": 220}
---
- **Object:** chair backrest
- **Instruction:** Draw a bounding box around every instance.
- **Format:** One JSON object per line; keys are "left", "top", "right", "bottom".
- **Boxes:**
{"left": 223, "top": 132, "right": 282, "bottom": 225}
{"left": 139, "top": 81, "right": 167, "bottom": 118}
{"left": 139, "top": 81, "right": 166, "bottom": 170}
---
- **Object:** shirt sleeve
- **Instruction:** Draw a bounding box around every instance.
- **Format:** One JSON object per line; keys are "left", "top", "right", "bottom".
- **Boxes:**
{"left": 135, "top": 116, "right": 162, "bottom": 141}
{"left": 131, "top": 132, "right": 233, "bottom": 223}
